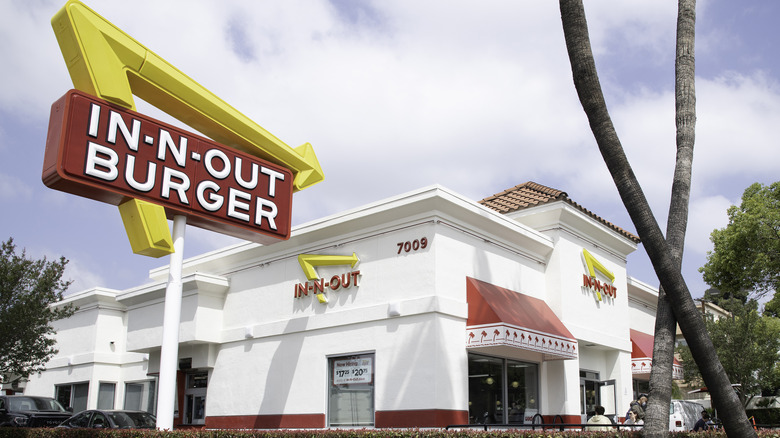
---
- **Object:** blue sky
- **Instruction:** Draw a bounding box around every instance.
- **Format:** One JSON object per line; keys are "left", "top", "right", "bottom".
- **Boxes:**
{"left": 1, "top": 0, "right": 778, "bottom": 301}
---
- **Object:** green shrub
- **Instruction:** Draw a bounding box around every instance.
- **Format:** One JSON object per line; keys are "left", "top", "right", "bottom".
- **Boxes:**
{"left": 8, "top": 428, "right": 780, "bottom": 438}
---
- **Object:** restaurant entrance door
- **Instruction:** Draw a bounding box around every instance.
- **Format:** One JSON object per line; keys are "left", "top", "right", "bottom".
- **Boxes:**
{"left": 580, "top": 370, "right": 617, "bottom": 423}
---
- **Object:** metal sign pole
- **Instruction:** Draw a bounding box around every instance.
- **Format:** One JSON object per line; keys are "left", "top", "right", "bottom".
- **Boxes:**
{"left": 155, "top": 215, "right": 187, "bottom": 430}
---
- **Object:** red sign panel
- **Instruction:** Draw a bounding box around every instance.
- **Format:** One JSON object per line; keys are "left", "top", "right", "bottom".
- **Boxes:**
{"left": 43, "top": 90, "right": 294, "bottom": 243}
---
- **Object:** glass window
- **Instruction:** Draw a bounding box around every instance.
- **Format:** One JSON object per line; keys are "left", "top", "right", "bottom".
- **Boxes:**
{"left": 107, "top": 411, "right": 156, "bottom": 428}
{"left": 147, "top": 380, "right": 156, "bottom": 414}
{"left": 125, "top": 380, "right": 157, "bottom": 413}
{"left": 187, "top": 372, "right": 208, "bottom": 389}
{"left": 125, "top": 383, "right": 143, "bottom": 410}
{"left": 328, "top": 353, "right": 374, "bottom": 427}
{"left": 65, "top": 411, "right": 92, "bottom": 428}
{"left": 507, "top": 359, "right": 539, "bottom": 424}
{"left": 97, "top": 382, "right": 115, "bottom": 409}
{"left": 632, "top": 379, "right": 649, "bottom": 402}
{"left": 73, "top": 383, "right": 89, "bottom": 412}
{"left": 91, "top": 412, "right": 109, "bottom": 428}
{"left": 56, "top": 382, "right": 89, "bottom": 413}
{"left": 580, "top": 370, "right": 600, "bottom": 416}
{"left": 183, "top": 371, "right": 208, "bottom": 425}
{"left": 468, "top": 354, "right": 539, "bottom": 425}
{"left": 56, "top": 385, "right": 72, "bottom": 410}
{"left": 468, "top": 355, "right": 504, "bottom": 424}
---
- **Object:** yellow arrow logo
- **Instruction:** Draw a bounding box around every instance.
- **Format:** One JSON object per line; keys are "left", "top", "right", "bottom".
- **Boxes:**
{"left": 297, "top": 253, "right": 360, "bottom": 280}
{"left": 51, "top": 1, "right": 324, "bottom": 257}
{"left": 582, "top": 249, "right": 616, "bottom": 301}
{"left": 582, "top": 249, "right": 615, "bottom": 283}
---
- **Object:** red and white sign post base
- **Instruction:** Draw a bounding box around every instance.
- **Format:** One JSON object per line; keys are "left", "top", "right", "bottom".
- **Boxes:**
{"left": 155, "top": 215, "right": 187, "bottom": 430}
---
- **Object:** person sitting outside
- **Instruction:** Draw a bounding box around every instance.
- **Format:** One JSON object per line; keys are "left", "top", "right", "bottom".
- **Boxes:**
{"left": 587, "top": 405, "right": 613, "bottom": 431}
{"left": 624, "top": 394, "right": 648, "bottom": 421}
{"left": 625, "top": 404, "right": 645, "bottom": 429}
{"left": 638, "top": 394, "right": 648, "bottom": 411}
{"left": 693, "top": 411, "right": 711, "bottom": 432}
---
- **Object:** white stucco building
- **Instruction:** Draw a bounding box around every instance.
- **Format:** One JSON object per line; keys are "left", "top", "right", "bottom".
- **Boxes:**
{"left": 11, "top": 182, "right": 680, "bottom": 428}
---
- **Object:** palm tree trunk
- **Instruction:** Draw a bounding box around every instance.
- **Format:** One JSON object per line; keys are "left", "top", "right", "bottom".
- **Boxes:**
{"left": 558, "top": 1, "right": 755, "bottom": 436}
{"left": 644, "top": 1, "right": 697, "bottom": 436}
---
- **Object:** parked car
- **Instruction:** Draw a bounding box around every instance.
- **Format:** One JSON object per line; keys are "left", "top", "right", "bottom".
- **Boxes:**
{"left": 670, "top": 399, "right": 707, "bottom": 431}
{"left": 0, "top": 395, "right": 73, "bottom": 427}
{"left": 57, "top": 410, "right": 156, "bottom": 429}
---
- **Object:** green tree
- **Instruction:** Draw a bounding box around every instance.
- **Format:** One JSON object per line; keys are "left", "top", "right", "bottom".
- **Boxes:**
{"left": 765, "top": 296, "right": 780, "bottom": 319}
{"left": 700, "top": 182, "right": 780, "bottom": 316}
{"left": 676, "top": 303, "right": 780, "bottom": 407}
{"left": 0, "top": 238, "right": 75, "bottom": 383}
{"left": 701, "top": 288, "right": 747, "bottom": 315}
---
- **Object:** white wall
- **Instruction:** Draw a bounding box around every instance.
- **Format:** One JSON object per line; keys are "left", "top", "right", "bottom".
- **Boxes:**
{"left": 22, "top": 186, "right": 656, "bottom": 425}
{"left": 24, "top": 290, "right": 151, "bottom": 410}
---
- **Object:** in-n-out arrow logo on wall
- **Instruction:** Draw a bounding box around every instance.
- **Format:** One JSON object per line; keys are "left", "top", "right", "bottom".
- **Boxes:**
{"left": 581, "top": 249, "right": 617, "bottom": 301}
{"left": 295, "top": 253, "right": 360, "bottom": 303}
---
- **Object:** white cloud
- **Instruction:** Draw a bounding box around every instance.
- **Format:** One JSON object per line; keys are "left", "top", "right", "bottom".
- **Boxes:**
{"left": 695, "top": 72, "right": 780, "bottom": 183}
{"left": 584, "top": 0, "right": 678, "bottom": 55}
{"left": 0, "top": 173, "right": 34, "bottom": 200}
{"left": 610, "top": 88, "right": 677, "bottom": 211}
{"left": 686, "top": 194, "right": 733, "bottom": 254}
{"left": 62, "top": 257, "right": 107, "bottom": 294}
{"left": 0, "top": 0, "right": 777, "bottom": 292}
{"left": 0, "top": 0, "right": 72, "bottom": 116}
{"left": 16, "top": 242, "right": 106, "bottom": 295}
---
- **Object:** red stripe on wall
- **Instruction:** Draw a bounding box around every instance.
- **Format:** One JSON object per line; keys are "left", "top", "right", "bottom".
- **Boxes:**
{"left": 536, "top": 414, "right": 582, "bottom": 429}
{"left": 375, "top": 409, "right": 469, "bottom": 428}
{"left": 205, "top": 411, "right": 581, "bottom": 429}
{"left": 559, "top": 415, "right": 582, "bottom": 424}
{"left": 205, "top": 414, "right": 326, "bottom": 429}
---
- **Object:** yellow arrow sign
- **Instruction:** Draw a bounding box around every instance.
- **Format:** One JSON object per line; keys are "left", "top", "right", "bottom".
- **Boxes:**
{"left": 297, "top": 253, "right": 360, "bottom": 280}
{"left": 582, "top": 249, "right": 615, "bottom": 283}
{"left": 582, "top": 249, "right": 616, "bottom": 301}
{"left": 51, "top": 1, "right": 324, "bottom": 257}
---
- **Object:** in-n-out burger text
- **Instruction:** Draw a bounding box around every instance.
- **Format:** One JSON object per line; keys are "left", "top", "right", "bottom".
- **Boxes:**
{"left": 295, "top": 271, "right": 361, "bottom": 298}
{"left": 43, "top": 90, "right": 293, "bottom": 243}
{"left": 582, "top": 274, "right": 617, "bottom": 299}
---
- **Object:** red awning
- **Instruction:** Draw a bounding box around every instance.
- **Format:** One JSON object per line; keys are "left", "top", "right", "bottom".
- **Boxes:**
{"left": 630, "top": 329, "right": 655, "bottom": 358}
{"left": 466, "top": 277, "right": 577, "bottom": 360}
{"left": 630, "top": 329, "right": 683, "bottom": 379}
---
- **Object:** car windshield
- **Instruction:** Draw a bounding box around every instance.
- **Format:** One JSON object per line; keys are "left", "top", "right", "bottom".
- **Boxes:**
{"left": 8, "top": 397, "right": 68, "bottom": 413}
{"left": 106, "top": 412, "right": 156, "bottom": 429}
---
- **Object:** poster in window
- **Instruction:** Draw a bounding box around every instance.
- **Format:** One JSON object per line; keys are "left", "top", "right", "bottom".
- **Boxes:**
{"left": 333, "top": 357, "right": 372, "bottom": 385}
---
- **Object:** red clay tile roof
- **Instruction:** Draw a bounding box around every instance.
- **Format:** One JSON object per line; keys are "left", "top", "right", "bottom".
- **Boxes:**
{"left": 478, "top": 181, "right": 640, "bottom": 243}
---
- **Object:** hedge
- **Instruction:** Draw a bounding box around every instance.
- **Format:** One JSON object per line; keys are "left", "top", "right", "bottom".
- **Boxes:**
{"left": 0, "top": 429, "right": 777, "bottom": 438}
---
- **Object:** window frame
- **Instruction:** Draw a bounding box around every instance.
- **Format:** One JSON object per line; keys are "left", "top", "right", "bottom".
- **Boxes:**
{"left": 97, "top": 382, "right": 116, "bottom": 410}
{"left": 327, "top": 352, "right": 375, "bottom": 427}
{"left": 182, "top": 370, "right": 209, "bottom": 425}
{"left": 55, "top": 382, "right": 89, "bottom": 412}
{"left": 467, "top": 353, "right": 540, "bottom": 425}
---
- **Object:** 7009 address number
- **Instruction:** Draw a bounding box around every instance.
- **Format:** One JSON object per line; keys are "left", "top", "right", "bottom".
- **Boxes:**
{"left": 397, "top": 237, "right": 428, "bottom": 254}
